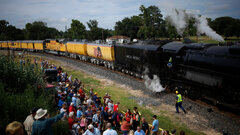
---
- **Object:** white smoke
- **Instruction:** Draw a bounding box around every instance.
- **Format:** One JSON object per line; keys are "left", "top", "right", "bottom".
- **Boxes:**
{"left": 195, "top": 15, "right": 224, "bottom": 42}
{"left": 167, "top": 9, "right": 224, "bottom": 42}
{"left": 167, "top": 9, "right": 187, "bottom": 35}
{"left": 144, "top": 74, "right": 165, "bottom": 92}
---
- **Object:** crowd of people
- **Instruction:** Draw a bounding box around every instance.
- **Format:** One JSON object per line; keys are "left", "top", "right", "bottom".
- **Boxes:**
{"left": 6, "top": 58, "right": 187, "bottom": 135}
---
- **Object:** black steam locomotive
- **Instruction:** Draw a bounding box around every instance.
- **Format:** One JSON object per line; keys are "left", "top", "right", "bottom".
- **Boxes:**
{"left": 114, "top": 40, "right": 240, "bottom": 112}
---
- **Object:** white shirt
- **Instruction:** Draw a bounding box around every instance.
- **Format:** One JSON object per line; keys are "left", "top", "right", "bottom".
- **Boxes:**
{"left": 83, "top": 128, "right": 100, "bottom": 135}
{"left": 87, "top": 99, "right": 92, "bottom": 106}
{"left": 108, "top": 102, "right": 114, "bottom": 112}
{"left": 103, "top": 129, "right": 118, "bottom": 135}
{"left": 23, "top": 114, "right": 35, "bottom": 135}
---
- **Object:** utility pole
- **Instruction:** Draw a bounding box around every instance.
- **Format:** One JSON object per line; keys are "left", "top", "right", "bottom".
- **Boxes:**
{"left": 102, "top": 29, "right": 104, "bottom": 41}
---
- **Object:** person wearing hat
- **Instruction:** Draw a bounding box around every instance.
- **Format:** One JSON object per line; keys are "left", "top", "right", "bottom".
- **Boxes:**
{"left": 175, "top": 90, "right": 186, "bottom": 114}
{"left": 151, "top": 115, "right": 159, "bottom": 135}
{"left": 31, "top": 108, "right": 65, "bottom": 135}
{"left": 23, "top": 108, "right": 38, "bottom": 135}
{"left": 83, "top": 124, "right": 100, "bottom": 135}
{"left": 92, "top": 92, "right": 99, "bottom": 108}
{"left": 69, "top": 102, "right": 77, "bottom": 114}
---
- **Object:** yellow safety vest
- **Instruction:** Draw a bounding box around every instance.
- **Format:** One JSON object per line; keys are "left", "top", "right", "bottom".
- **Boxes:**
{"left": 177, "top": 94, "right": 182, "bottom": 103}
{"left": 169, "top": 57, "right": 172, "bottom": 63}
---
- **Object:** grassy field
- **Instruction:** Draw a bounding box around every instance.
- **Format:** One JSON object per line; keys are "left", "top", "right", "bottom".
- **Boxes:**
{"left": 22, "top": 54, "right": 205, "bottom": 135}
{"left": 188, "top": 36, "right": 239, "bottom": 43}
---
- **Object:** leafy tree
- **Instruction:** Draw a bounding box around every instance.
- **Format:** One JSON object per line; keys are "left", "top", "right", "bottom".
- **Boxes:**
{"left": 68, "top": 19, "right": 86, "bottom": 40}
{"left": 235, "top": 19, "right": 240, "bottom": 38}
{"left": 102, "top": 28, "right": 113, "bottom": 40}
{"left": 138, "top": 5, "right": 164, "bottom": 39}
{"left": 186, "top": 16, "right": 197, "bottom": 36}
{"left": 87, "top": 20, "right": 98, "bottom": 30}
{"left": 25, "top": 21, "right": 60, "bottom": 40}
{"left": 86, "top": 20, "right": 102, "bottom": 41}
{"left": 114, "top": 16, "right": 143, "bottom": 39}
{"left": 86, "top": 20, "right": 113, "bottom": 41}
{"left": 0, "top": 20, "right": 24, "bottom": 40}
{"left": 211, "top": 17, "right": 237, "bottom": 39}
{"left": 165, "top": 17, "right": 178, "bottom": 40}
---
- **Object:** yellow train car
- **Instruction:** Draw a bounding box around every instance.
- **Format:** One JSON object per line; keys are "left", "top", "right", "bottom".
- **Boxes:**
{"left": 33, "top": 40, "right": 45, "bottom": 51}
{"left": 8, "top": 41, "right": 15, "bottom": 49}
{"left": 21, "top": 41, "right": 34, "bottom": 50}
{"left": 27, "top": 41, "right": 34, "bottom": 50}
{"left": 59, "top": 43, "right": 66, "bottom": 53}
{"left": 86, "top": 43, "right": 115, "bottom": 62}
{"left": 2, "top": 41, "right": 9, "bottom": 49}
{"left": 12, "top": 41, "right": 21, "bottom": 50}
{"left": 66, "top": 41, "right": 87, "bottom": 54}
{"left": 21, "top": 41, "right": 28, "bottom": 49}
{"left": 45, "top": 39, "right": 61, "bottom": 52}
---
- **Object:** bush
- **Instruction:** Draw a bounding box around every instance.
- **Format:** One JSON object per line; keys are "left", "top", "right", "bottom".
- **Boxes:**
{"left": 0, "top": 55, "right": 70, "bottom": 134}
{"left": 0, "top": 55, "right": 44, "bottom": 93}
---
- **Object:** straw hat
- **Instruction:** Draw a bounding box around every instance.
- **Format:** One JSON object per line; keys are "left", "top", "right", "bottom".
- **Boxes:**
{"left": 88, "top": 124, "right": 94, "bottom": 129}
{"left": 35, "top": 108, "right": 47, "bottom": 120}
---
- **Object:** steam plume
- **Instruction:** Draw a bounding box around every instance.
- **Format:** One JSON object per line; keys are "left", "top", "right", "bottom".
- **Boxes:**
{"left": 167, "top": 9, "right": 224, "bottom": 42}
{"left": 195, "top": 15, "right": 224, "bottom": 42}
{"left": 144, "top": 74, "right": 165, "bottom": 92}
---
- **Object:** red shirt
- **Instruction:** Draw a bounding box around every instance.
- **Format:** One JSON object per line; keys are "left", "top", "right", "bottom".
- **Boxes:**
{"left": 69, "top": 106, "right": 76, "bottom": 114}
{"left": 113, "top": 104, "right": 118, "bottom": 112}
{"left": 68, "top": 117, "right": 74, "bottom": 129}
{"left": 104, "top": 106, "right": 109, "bottom": 111}
{"left": 125, "top": 112, "right": 132, "bottom": 122}
{"left": 121, "top": 121, "right": 131, "bottom": 131}
{"left": 79, "top": 88, "right": 83, "bottom": 94}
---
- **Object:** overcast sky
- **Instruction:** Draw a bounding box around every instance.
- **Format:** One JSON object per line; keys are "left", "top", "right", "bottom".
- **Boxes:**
{"left": 0, "top": 0, "right": 239, "bottom": 31}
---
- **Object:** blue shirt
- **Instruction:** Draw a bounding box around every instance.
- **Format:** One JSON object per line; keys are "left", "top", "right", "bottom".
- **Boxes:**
{"left": 69, "top": 93, "right": 73, "bottom": 98}
{"left": 92, "top": 95, "right": 98, "bottom": 103}
{"left": 58, "top": 99, "right": 64, "bottom": 109}
{"left": 72, "top": 97, "right": 77, "bottom": 106}
{"left": 31, "top": 112, "right": 64, "bottom": 135}
{"left": 134, "top": 130, "right": 145, "bottom": 135}
{"left": 152, "top": 119, "right": 159, "bottom": 132}
{"left": 76, "top": 110, "right": 83, "bottom": 118}
{"left": 92, "top": 114, "right": 99, "bottom": 123}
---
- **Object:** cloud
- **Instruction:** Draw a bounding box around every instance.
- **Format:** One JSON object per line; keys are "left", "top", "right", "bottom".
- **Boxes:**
{"left": 60, "top": 17, "right": 68, "bottom": 23}
{"left": 0, "top": 0, "right": 239, "bottom": 31}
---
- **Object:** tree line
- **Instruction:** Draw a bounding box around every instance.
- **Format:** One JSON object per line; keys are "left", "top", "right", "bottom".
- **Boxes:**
{"left": 0, "top": 5, "right": 240, "bottom": 41}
